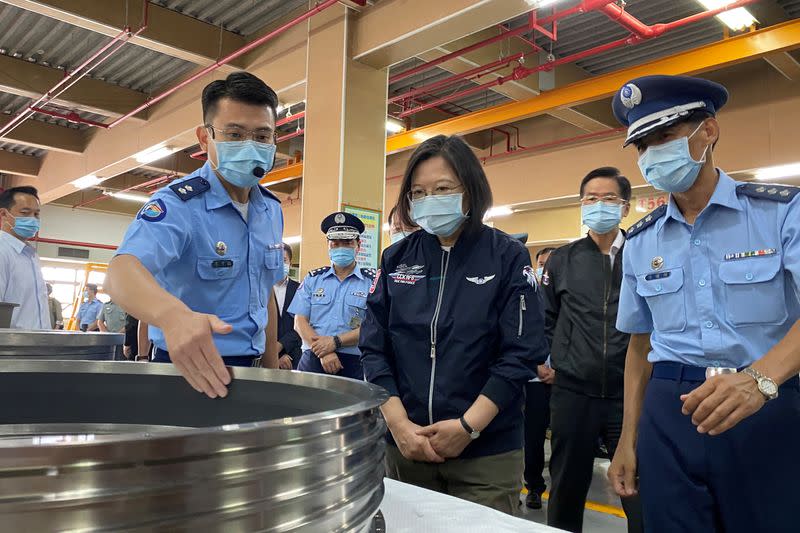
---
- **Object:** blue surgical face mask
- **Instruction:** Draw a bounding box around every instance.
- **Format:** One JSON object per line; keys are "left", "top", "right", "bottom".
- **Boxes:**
{"left": 637, "top": 123, "right": 709, "bottom": 193}
{"left": 411, "top": 193, "right": 467, "bottom": 237}
{"left": 283, "top": 263, "right": 290, "bottom": 278}
{"left": 212, "top": 139, "right": 276, "bottom": 189}
{"left": 6, "top": 213, "right": 40, "bottom": 239}
{"left": 581, "top": 202, "right": 623, "bottom": 234}
{"left": 329, "top": 246, "right": 356, "bottom": 267}
{"left": 536, "top": 267, "right": 544, "bottom": 279}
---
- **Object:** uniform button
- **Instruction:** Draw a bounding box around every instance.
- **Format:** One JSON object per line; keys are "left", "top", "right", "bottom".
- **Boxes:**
{"left": 745, "top": 272, "right": 754, "bottom": 281}
{"left": 698, "top": 279, "right": 706, "bottom": 287}
{"left": 693, "top": 239, "right": 701, "bottom": 246}
{"left": 655, "top": 284, "right": 662, "bottom": 292}
{"left": 705, "top": 321, "right": 714, "bottom": 329}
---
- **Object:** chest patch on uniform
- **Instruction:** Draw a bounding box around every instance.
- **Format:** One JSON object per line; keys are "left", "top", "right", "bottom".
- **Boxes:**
{"left": 466, "top": 275, "right": 496, "bottom": 285}
{"left": 644, "top": 271, "right": 671, "bottom": 281}
{"left": 211, "top": 260, "right": 233, "bottom": 268}
{"left": 313, "top": 288, "right": 325, "bottom": 299}
{"left": 352, "top": 291, "right": 368, "bottom": 298}
{"left": 523, "top": 266, "right": 538, "bottom": 290}
{"left": 724, "top": 248, "right": 777, "bottom": 261}
{"left": 137, "top": 199, "right": 167, "bottom": 222}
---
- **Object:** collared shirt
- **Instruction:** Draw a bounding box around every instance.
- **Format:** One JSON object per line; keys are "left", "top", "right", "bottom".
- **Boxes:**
{"left": 98, "top": 301, "right": 127, "bottom": 332}
{"left": 0, "top": 231, "right": 49, "bottom": 329}
{"left": 617, "top": 171, "right": 800, "bottom": 368}
{"left": 77, "top": 298, "right": 102, "bottom": 328}
{"left": 274, "top": 277, "right": 288, "bottom": 315}
{"left": 116, "top": 162, "right": 284, "bottom": 357}
{"left": 609, "top": 229, "right": 626, "bottom": 266}
{"left": 288, "top": 264, "right": 373, "bottom": 357}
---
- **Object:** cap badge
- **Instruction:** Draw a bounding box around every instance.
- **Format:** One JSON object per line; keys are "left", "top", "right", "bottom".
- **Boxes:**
{"left": 620, "top": 83, "right": 642, "bottom": 109}
{"left": 335, "top": 213, "right": 346, "bottom": 224}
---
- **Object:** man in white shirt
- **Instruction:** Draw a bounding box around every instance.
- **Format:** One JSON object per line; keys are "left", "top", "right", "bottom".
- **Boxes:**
{"left": 275, "top": 243, "right": 302, "bottom": 369}
{"left": 0, "top": 186, "right": 49, "bottom": 330}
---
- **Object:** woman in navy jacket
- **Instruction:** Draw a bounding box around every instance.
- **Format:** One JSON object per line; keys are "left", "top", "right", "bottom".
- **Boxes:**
{"left": 359, "top": 135, "right": 548, "bottom": 515}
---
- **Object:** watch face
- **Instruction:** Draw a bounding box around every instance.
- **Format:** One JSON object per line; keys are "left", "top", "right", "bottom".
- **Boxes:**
{"left": 759, "top": 379, "right": 778, "bottom": 397}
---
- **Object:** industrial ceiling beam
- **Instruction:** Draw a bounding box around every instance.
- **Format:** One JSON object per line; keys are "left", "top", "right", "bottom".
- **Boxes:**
{"left": 386, "top": 19, "right": 800, "bottom": 154}
{"left": 0, "top": 117, "right": 86, "bottom": 154}
{"left": 1, "top": 0, "right": 247, "bottom": 71}
{"left": 0, "top": 55, "right": 147, "bottom": 119}
{"left": 0, "top": 151, "right": 41, "bottom": 178}
{"left": 140, "top": 150, "right": 202, "bottom": 177}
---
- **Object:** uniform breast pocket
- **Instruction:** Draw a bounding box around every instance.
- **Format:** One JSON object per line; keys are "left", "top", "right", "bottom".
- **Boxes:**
{"left": 196, "top": 256, "right": 241, "bottom": 281}
{"left": 635, "top": 267, "right": 686, "bottom": 333}
{"left": 264, "top": 247, "right": 282, "bottom": 270}
{"left": 345, "top": 293, "right": 368, "bottom": 329}
{"left": 718, "top": 256, "right": 788, "bottom": 326}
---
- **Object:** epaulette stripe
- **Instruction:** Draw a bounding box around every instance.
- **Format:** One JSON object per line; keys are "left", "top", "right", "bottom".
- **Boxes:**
{"left": 736, "top": 182, "right": 800, "bottom": 203}
{"left": 169, "top": 177, "right": 210, "bottom": 201}
{"left": 627, "top": 204, "right": 667, "bottom": 239}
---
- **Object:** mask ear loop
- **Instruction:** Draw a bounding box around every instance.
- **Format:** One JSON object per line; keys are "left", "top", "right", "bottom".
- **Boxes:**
{"left": 205, "top": 126, "right": 221, "bottom": 172}
{"left": 688, "top": 120, "right": 712, "bottom": 165}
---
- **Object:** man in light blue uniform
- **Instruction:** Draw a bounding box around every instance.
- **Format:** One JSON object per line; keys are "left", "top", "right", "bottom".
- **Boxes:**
{"left": 107, "top": 72, "right": 283, "bottom": 398}
{"left": 76, "top": 283, "right": 102, "bottom": 331}
{"left": 607, "top": 75, "right": 800, "bottom": 533}
{"left": 289, "top": 211, "right": 374, "bottom": 380}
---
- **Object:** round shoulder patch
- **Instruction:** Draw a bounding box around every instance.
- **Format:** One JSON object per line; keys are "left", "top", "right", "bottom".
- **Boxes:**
{"left": 138, "top": 199, "right": 167, "bottom": 222}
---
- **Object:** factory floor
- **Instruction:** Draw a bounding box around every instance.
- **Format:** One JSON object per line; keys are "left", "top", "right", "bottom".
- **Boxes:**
{"left": 518, "top": 443, "right": 628, "bottom": 532}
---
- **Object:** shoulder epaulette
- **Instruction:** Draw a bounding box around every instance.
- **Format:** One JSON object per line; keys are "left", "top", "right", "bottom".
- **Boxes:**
{"left": 308, "top": 266, "right": 331, "bottom": 277}
{"left": 258, "top": 185, "right": 281, "bottom": 203}
{"left": 627, "top": 204, "right": 667, "bottom": 239}
{"left": 361, "top": 267, "right": 377, "bottom": 280}
{"left": 169, "top": 176, "right": 210, "bottom": 201}
{"left": 736, "top": 182, "right": 800, "bottom": 203}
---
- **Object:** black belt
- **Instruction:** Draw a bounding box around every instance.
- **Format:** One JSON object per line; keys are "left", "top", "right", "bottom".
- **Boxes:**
{"left": 652, "top": 361, "right": 799, "bottom": 390}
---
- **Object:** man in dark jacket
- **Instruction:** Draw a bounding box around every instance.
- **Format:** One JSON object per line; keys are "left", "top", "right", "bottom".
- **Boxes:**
{"left": 542, "top": 167, "right": 642, "bottom": 533}
{"left": 275, "top": 243, "right": 302, "bottom": 369}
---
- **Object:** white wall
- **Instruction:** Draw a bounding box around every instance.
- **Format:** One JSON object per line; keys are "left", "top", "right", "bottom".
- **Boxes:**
{"left": 37, "top": 205, "right": 135, "bottom": 263}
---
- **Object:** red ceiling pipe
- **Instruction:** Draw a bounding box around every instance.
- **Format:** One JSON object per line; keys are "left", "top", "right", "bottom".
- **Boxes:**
{"left": 277, "top": 129, "right": 304, "bottom": 143}
{"left": 388, "top": 51, "right": 528, "bottom": 105}
{"left": 33, "top": 237, "right": 118, "bottom": 251}
{"left": 0, "top": 1, "right": 149, "bottom": 139}
{"left": 107, "top": 0, "right": 344, "bottom": 129}
{"left": 29, "top": 106, "right": 110, "bottom": 129}
{"left": 480, "top": 127, "right": 625, "bottom": 164}
{"left": 276, "top": 110, "right": 305, "bottom": 127}
{"left": 389, "top": 0, "right": 617, "bottom": 85}
{"left": 498, "top": 23, "right": 542, "bottom": 50}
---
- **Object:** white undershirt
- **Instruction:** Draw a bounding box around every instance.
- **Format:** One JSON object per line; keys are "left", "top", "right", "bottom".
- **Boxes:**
{"left": 609, "top": 230, "right": 626, "bottom": 266}
{"left": 274, "top": 277, "right": 288, "bottom": 315}
{"left": 231, "top": 200, "right": 249, "bottom": 222}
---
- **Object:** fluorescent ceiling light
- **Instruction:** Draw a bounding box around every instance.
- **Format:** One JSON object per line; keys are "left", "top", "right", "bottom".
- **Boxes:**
{"left": 754, "top": 162, "right": 800, "bottom": 181}
{"left": 72, "top": 175, "right": 101, "bottom": 189}
{"left": 484, "top": 205, "right": 513, "bottom": 219}
{"left": 526, "top": 0, "right": 564, "bottom": 6}
{"left": 134, "top": 145, "right": 174, "bottom": 164}
{"left": 386, "top": 119, "right": 405, "bottom": 134}
{"left": 284, "top": 235, "right": 302, "bottom": 244}
{"left": 106, "top": 191, "right": 150, "bottom": 203}
{"left": 696, "top": 1, "right": 757, "bottom": 31}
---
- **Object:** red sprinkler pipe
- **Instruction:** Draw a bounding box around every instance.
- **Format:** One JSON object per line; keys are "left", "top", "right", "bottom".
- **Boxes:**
{"left": 277, "top": 129, "right": 304, "bottom": 143}
{"left": 389, "top": 0, "right": 617, "bottom": 84}
{"left": 0, "top": 1, "right": 149, "bottom": 139}
{"left": 480, "top": 127, "right": 625, "bottom": 164}
{"left": 107, "top": 0, "right": 343, "bottom": 129}
{"left": 29, "top": 106, "right": 110, "bottom": 129}
{"left": 276, "top": 110, "right": 305, "bottom": 127}
{"left": 33, "top": 237, "right": 118, "bottom": 251}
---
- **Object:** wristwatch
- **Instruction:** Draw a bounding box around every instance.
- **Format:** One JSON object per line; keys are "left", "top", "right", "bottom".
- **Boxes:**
{"left": 742, "top": 367, "right": 779, "bottom": 401}
{"left": 459, "top": 416, "right": 480, "bottom": 440}
{"left": 333, "top": 335, "right": 342, "bottom": 350}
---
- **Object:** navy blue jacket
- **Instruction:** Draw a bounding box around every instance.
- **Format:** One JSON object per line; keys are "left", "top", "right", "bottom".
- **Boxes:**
{"left": 360, "top": 225, "right": 548, "bottom": 458}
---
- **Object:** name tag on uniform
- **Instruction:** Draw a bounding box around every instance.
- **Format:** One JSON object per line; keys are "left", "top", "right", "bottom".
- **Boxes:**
{"left": 211, "top": 260, "right": 234, "bottom": 268}
{"left": 644, "top": 271, "right": 671, "bottom": 281}
{"left": 723, "top": 248, "right": 776, "bottom": 261}
{"left": 352, "top": 291, "right": 368, "bottom": 298}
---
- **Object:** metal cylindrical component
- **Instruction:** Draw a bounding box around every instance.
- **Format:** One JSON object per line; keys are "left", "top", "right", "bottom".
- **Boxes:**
{"left": 0, "top": 330, "right": 124, "bottom": 359}
{"left": 0, "top": 361, "right": 388, "bottom": 531}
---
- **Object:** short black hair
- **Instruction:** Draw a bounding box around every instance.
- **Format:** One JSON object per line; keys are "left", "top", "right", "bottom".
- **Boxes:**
{"left": 202, "top": 72, "right": 279, "bottom": 124}
{"left": 536, "top": 247, "right": 556, "bottom": 261}
{"left": 86, "top": 284, "right": 98, "bottom": 293}
{"left": 0, "top": 186, "right": 39, "bottom": 210}
{"left": 579, "top": 167, "right": 631, "bottom": 201}
{"left": 395, "top": 135, "right": 492, "bottom": 234}
{"left": 282, "top": 242, "right": 293, "bottom": 262}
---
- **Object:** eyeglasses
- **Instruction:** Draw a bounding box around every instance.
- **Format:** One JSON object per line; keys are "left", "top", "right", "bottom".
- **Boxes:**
{"left": 206, "top": 125, "right": 275, "bottom": 144}
{"left": 408, "top": 185, "right": 463, "bottom": 202}
{"left": 580, "top": 194, "right": 627, "bottom": 205}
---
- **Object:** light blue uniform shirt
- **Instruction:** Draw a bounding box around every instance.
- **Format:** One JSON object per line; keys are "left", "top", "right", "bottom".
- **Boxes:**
{"left": 116, "top": 162, "right": 284, "bottom": 357}
{"left": 617, "top": 171, "right": 800, "bottom": 368}
{"left": 288, "top": 265, "right": 374, "bottom": 357}
{"left": 77, "top": 298, "right": 102, "bottom": 328}
{"left": 0, "top": 231, "right": 49, "bottom": 329}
